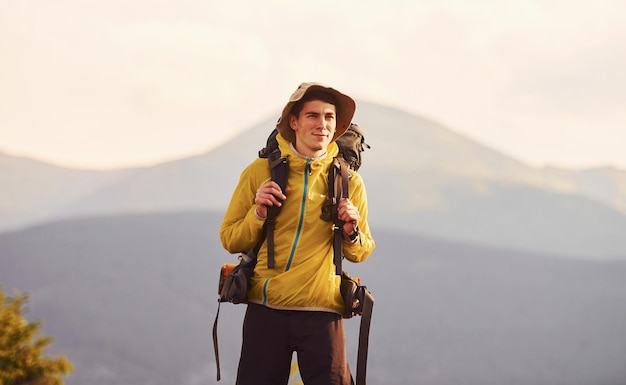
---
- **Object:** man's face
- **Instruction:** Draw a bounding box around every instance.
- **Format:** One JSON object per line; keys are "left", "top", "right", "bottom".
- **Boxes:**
{"left": 289, "top": 99, "right": 337, "bottom": 158}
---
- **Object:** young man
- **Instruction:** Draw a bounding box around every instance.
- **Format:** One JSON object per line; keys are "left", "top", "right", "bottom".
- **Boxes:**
{"left": 220, "top": 82, "right": 375, "bottom": 385}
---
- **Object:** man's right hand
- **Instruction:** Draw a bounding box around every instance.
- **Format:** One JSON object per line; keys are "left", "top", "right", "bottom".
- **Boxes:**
{"left": 254, "top": 181, "right": 287, "bottom": 219}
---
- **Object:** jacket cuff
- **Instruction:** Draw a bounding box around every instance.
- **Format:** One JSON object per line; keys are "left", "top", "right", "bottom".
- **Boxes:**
{"left": 254, "top": 207, "right": 267, "bottom": 221}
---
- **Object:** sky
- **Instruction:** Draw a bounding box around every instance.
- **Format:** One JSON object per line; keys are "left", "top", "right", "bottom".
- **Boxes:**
{"left": 1, "top": 0, "right": 625, "bottom": 170}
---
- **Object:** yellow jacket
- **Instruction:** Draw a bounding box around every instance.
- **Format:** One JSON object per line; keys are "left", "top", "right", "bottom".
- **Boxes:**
{"left": 220, "top": 133, "right": 375, "bottom": 314}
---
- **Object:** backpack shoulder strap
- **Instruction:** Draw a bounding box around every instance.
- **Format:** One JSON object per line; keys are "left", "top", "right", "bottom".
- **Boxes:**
{"left": 329, "top": 156, "right": 350, "bottom": 275}
{"left": 265, "top": 149, "right": 288, "bottom": 269}
{"left": 258, "top": 128, "right": 288, "bottom": 268}
{"left": 330, "top": 157, "right": 374, "bottom": 385}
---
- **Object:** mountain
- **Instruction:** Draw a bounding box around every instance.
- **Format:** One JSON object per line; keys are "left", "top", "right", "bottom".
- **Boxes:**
{"left": 543, "top": 165, "right": 626, "bottom": 213}
{"left": 2, "top": 102, "right": 626, "bottom": 258}
{"left": 1, "top": 211, "right": 625, "bottom": 385}
{"left": 0, "top": 150, "right": 139, "bottom": 230}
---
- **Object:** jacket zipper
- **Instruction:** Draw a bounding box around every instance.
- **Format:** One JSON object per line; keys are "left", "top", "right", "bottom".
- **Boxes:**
{"left": 285, "top": 159, "right": 310, "bottom": 271}
{"left": 262, "top": 159, "right": 311, "bottom": 304}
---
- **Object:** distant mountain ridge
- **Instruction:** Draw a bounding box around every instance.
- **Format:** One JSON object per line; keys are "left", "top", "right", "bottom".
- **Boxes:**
{"left": 542, "top": 165, "right": 626, "bottom": 213}
{"left": 1, "top": 101, "right": 626, "bottom": 258}
{"left": 0, "top": 151, "right": 138, "bottom": 231}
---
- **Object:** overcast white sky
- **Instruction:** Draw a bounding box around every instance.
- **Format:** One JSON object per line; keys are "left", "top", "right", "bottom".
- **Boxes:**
{"left": 1, "top": 0, "right": 625, "bottom": 170}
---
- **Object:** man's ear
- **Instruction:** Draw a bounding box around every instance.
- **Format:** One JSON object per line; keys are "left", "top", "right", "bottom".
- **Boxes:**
{"left": 289, "top": 115, "right": 298, "bottom": 131}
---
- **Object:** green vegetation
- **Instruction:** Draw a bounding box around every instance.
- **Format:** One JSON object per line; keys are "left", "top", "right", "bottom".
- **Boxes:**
{"left": 0, "top": 288, "right": 73, "bottom": 385}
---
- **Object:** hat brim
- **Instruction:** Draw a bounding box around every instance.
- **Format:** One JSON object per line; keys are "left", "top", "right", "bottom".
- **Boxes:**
{"left": 276, "top": 83, "right": 356, "bottom": 143}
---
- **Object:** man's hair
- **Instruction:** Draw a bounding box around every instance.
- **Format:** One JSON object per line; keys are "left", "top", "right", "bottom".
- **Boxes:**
{"left": 290, "top": 89, "right": 338, "bottom": 118}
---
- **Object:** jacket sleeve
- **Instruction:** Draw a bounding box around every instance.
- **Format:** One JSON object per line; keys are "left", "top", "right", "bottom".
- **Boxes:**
{"left": 342, "top": 172, "right": 375, "bottom": 263}
{"left": 219, "top": 161, "right": 268, "bottom": 254}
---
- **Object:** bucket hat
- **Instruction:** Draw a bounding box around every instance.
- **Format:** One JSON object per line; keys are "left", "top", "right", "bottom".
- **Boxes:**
{"left": 276, "top": 82, "right": 356, "bottom": 143}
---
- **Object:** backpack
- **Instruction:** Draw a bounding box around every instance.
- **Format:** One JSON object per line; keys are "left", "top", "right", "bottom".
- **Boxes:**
{"left": 334, "top": 123, "right": 370, "bottom": 172}
{"left": 213, "top": 123, "right": 374, "bottom": 384}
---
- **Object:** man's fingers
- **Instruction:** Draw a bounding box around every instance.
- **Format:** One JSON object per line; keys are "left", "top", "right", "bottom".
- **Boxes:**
{"left": 338, "top": 198, "right": 359, "bottom": 223}
{"left": 256, "top": 182, "right": 286, "bottom": 207}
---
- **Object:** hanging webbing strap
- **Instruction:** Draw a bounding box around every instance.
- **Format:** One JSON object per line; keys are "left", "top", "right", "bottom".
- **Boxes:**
{"left": 212, "top": 301, "right": 223, "bottom": 381}
{"left": 356, "top": 289, "right": 375, "bottom": 385}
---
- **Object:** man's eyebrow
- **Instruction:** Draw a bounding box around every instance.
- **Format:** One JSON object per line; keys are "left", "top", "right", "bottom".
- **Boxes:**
{"left": 303, "top": 110, "right": 336, "bottom": 117}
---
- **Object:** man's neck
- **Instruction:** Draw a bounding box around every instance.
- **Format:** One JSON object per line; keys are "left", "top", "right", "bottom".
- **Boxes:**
{"left": 290, "top": 142, "right": 328, "bottom": 161}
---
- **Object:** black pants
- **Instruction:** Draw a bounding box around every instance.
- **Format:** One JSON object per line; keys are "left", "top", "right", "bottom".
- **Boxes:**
{"left": 236, "top": 303, "right": 353, "bottom": 385}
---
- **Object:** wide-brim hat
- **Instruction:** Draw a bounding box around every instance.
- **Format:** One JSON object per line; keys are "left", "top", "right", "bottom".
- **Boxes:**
{"left": 276, "top": 82, "right": 356, "bottom": 143}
